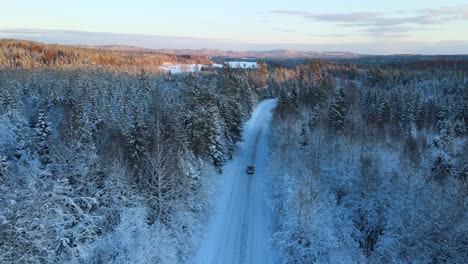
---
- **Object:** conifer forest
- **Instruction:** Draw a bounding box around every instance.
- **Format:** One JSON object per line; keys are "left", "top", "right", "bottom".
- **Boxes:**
{"left": 0, "top": 39, "right": 467, "bottom": 263}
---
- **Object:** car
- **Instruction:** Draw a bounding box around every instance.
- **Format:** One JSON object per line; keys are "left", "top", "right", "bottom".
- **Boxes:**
{"left": 246, "top": 166, "right": 255, "bottom": 174}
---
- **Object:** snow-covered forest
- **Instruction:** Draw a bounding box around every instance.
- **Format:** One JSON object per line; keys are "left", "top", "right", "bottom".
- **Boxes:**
{"left": 0, "top": 42, "right": 270, "bottom": 262}
{"left": 268, "top": 62, "right": 467, "bottom": 263}
{"left": 1, "top": 39, "right": 467, "bottom": 264}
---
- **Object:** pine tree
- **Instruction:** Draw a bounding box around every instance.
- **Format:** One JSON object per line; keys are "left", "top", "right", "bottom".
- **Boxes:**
{"left": 436, "top": 106, "right": 449, "bottom": 134}
{"left": 276, "top": 82, "right": 299, "bottom": 117}
{"left": 348, "top": 63, "right": 359, "bottom": 79}
{"left": 218, "top": 67, "right": 244, "bottom": 157}
{"left": 431, "top": 115, "right": 455, "bottom": 183}
{"left": 453, "top": 107, "right": 466, "bottom": 137}
{"left": 363, "top": 89, "right": 378, "bottom": 124}
{"left": 298, "top": 121, "right": 310, "bottom": 151}
{"left": 36, "top": 109, "right": 51, "bottom": 166}
{"left": 329, "top": 88, "right": 346, "bottom": 131}
{"left": 126, "top": 109, "right": 147, "bottom": 180}
{"left": 35, "top": 171, "right": 100, "bottom": 261}
{"left": 193, "top": 105, "right": 225, "bottom": 171}
{"left": 399, "top": 90, "right": 420, "bottom": 137}
{"left": 0, "top": 85, "right": 17, "bottom": 115}
{"left": 431, "top": 154, "right": 452, "bottom": 183}
{"left": 119, "top": 90, "right": 132, "bottom": 130}
{"left": 208, "top": 110, "right": 226, "bottom": 171}
{"left": 377, "top": 99, "right": 391, "bottom": 126}
{"left": 138, "top": 69, "right": 151, "bottom": 94}
{"left": 183, "top": 80, "right": 226, "bottom": 171}
{"left": 366, "top": 67, "right": 385, "bottom": 86}
{"left": 417, "top": 100, "right": 437, "bottom": 130}
{"left": 0, "top": 155, "right": 8, "bottom": 182}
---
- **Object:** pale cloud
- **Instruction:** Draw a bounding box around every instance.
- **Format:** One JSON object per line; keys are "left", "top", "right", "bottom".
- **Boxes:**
{"left": 306, "top": 12, "right": 380, "bottom": 24}
{"left": 362, "top": 26, "right": 438, "bottom": 37}
{"left": 270, "top": 10, "right": 309, "bottom": 16}
{"left": 271, "top": 5, "right": 468, "bottom": 38}
{"left": 0, "top": 29, "right": 235, "bottom": 49}
{"left": 273, "top": 29, "right": 296, "bottom": 32}
{"left": 309, "top": 34, "right": 347, "bottom": 38}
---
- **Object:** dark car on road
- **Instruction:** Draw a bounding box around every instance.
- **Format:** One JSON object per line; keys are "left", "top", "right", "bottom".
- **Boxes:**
{"left": 247, "top": 166, "right": 255, "bottom": 174}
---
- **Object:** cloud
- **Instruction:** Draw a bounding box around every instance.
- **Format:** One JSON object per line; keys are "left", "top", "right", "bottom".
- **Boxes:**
{"left": 306, "top": 12, "right": 380, "bottom": 23}
{"left": 0, "top": 29, "right": 236, "bottom": 49}
{"left": 270, "top": 10, "right": 309, "bottom": 15}
{"left": 273, "top": 28, "right": 296, "bottom": 32}
{"left": 309, "top": 34, "right": 347, "bottom": 38}
{"left": 362, "top": 26, "right": 438, "bottom": 37}
{"left": 270, "top": 5, "right": 468, "bottom": 36}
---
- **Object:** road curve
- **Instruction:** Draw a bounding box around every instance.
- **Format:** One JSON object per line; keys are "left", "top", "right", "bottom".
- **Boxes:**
{"left": 196, "top": 99, "right": 277, "bottom": 264}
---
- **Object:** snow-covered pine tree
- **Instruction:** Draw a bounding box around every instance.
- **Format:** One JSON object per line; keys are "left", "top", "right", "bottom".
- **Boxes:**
{"left": 195, "top": 105, "right": 225, "bottom": 171}
{"left": 329, "top": 87, "right": 346, "bottom": 131}
{"left": 415, "top": 99, "right": 438, "bottom": 131}
{"left": 276, "top": 82, "right": 299, "bottom": 118}
{"left": 453, "top": 107, "right": 466, "bottom": 137}
{"left": 298, "top": 121, "right": 310, "bottom": 150}
{"left": 36, "top": 109, "right": 51, "bottom": 166}
{"left": 119, "top": 89, "right": 132, "bottom": 131}
{"left": 0, "top": 83, "right": 15, "bottom": 115}
{"left": 218, "top": 67, "right": 244, "bottom": 157}
{"left": 126, "top": 109, "right": 147, "bottom": 176}
{"left": 431, "top": 108, "right": 455, "bottom": 183}
{"left": 0, "top": 155, "right": 8, "bottom": 182}
{"left": 366, "top": 67, "right": 385, "bottom": 86}
{"left": 399, "top": 90, "right": 420, "bottom": 137}
{"left": 138, "top": 69, "right": 151, "bottom": 94}
{"left": 208, "top": 109, "right": 226, "bottom": 171}
{"left": 377, "top": 99, "right": 391, "bottom": 127}
{"left": 183, "top": 79, "right": 226, "bottom": 172}
{"left": 436, "top": 106, "right": 449, "bottom": 134}
{"left": 35, "top": 170, "right": 100, "bottom": 262}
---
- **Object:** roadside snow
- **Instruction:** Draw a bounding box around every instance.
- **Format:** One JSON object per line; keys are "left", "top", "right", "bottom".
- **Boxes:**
{"left": 196, "top": 99, "right": 278, "bottom": 264}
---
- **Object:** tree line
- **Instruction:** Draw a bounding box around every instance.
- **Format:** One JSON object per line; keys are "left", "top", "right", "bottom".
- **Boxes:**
{"left": 0, "top": 39, "right": 211, "bottom": 72}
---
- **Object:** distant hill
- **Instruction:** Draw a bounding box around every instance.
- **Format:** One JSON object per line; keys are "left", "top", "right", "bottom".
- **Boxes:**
{"left": 3, "top": 40, "right": 466, "bottom": 71}
{"left": 87, "top": 45, "right": 364, "bottom": 60}
{"left": 156, "top": 49, "right": 364, "bottom": 60}
{"left": 79, "top": 45, "right": 157, "bottom": 53}
{"left": 87, "top": 45, "right": 468, "bottom": 65}
{"left": 0, "top": 39, "right": 212, "bottom": 71}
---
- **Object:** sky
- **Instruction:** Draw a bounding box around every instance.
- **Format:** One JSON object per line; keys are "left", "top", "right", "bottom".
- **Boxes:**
{"left": 1, "top": 0, "right": 468, "bottom": 54}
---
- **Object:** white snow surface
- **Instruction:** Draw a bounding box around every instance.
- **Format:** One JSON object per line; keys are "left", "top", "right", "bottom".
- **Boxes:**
{"left": 227, "top": 61, "right": 258, "bottom": 69}
{"left": 160, "top": 61, "right": 257, "bottom": 73}
{"left": 160, "top": 64, "right": 203, "bottom": 74}
{"left": 196, "top": 99, "right": 278, "bottom": 264}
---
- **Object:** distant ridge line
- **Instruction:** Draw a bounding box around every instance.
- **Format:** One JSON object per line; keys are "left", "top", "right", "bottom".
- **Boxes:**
{"left": 82, "top": 45, "right": 365, "bottom": 59}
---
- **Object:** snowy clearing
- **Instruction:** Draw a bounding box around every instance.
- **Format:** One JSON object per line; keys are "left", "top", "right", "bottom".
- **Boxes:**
{"left": 160, "top": 61, "right": 257, "bottom": 73}
{"left": 160, "top": 63, "right": 203, "bottom": 74}
{"left": 227, "top": 61, "right": 258, "bottom": 69}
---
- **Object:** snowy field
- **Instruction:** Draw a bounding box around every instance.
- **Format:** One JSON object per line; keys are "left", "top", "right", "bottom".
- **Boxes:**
{"left": 227, "top": 61, "right": 258, "bottom": 69}
{"left": 160, "top": 61, "right": 257, "bottom": 73}
{"left": 160, "top": 64, "right": 204, "bottom": 74}
{"left": 196, "top": 99, "right": 278, "bottom": 264}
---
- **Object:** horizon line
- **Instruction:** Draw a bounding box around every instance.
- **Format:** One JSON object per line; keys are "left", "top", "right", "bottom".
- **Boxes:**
{"left": 1, "top": 28, "right": 468, "bottom": 56}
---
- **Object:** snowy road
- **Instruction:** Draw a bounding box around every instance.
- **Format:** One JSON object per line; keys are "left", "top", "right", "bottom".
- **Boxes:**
{"left": 196, "top": 99, "right": 278, "bottom": 264}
